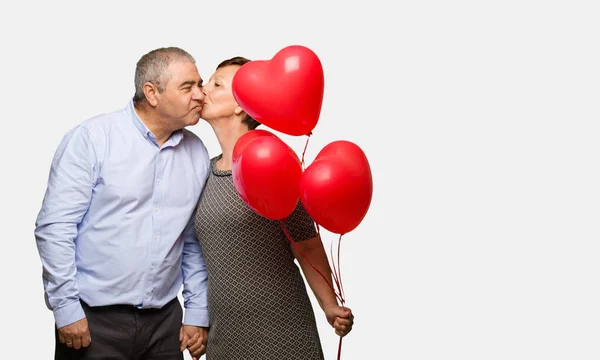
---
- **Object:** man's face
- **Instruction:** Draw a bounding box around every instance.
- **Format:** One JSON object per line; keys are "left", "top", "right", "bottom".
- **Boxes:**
{"left": 155, "top": 60, "right": 205, "bottom": 130}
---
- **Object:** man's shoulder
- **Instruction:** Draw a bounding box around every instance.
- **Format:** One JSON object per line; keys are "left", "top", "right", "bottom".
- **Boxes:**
{"left": 78, "top": 103, "right": 130, "bottom": 136}
{"left": 182, "top": 128, "right": 200, "bottom": 140}
{"left": 181, "top": 129, "right": 210, "bottom": 165}
{"left": 182, "top": 129, "right": 207, "bottom": 148}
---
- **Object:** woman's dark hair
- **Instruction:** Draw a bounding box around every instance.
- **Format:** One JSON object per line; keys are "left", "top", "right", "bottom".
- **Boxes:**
{"left": 216, "top": 57, "right": 261, "bottom": 130}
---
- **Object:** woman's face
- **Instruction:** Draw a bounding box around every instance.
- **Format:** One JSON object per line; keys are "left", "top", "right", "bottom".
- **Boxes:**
{"left": 200, "top": 64, "right": 241, "bottom": 121}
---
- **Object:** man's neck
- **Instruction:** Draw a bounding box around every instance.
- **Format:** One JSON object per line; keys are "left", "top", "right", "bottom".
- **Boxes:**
{"left": 134, "top": 102, "right": 173, "bottom": 147}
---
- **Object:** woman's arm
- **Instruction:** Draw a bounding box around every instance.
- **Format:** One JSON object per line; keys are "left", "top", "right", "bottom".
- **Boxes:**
{"left": 292, "top": 236, "right": 354, "bottom": 336}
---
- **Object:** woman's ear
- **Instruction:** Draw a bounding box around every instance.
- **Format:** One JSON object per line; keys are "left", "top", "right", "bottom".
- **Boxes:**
{"left": 234, "top": 104, "right": 244, "bottom": 115}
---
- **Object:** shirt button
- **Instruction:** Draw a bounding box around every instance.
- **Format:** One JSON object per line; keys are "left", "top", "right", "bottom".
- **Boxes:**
{"left": 154, "top": 208, "right": 158, "bottom": 213}
{"left": 157, "top": 178, "right": 161, "bottom": 183}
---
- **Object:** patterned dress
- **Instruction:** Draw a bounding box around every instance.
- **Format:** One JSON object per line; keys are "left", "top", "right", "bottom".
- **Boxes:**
{"left": 194, "top": 155, "right": 325, "bottom": 359}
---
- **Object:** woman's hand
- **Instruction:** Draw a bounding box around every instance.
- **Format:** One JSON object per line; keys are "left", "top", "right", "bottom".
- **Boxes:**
{"left": 324, "top": 305, "right": 354, "bottom": 337}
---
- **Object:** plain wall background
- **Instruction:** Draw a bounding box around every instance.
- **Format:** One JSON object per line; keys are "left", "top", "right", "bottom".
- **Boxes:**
{"left": 1, "top": 0, "right": 599, "bottom": 359}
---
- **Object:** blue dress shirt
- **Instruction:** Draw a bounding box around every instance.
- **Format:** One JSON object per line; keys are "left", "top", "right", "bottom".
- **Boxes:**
{"left": 35, "top": 100, "right": 210, "bottom": 328}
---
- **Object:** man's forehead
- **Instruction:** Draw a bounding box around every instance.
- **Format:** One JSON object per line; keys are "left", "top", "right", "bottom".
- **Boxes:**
{"left": 165, "top": 61, "right": 202, "bottom": 84}
{"left": 166, "top": 59, "right": 197, "bottom": 72}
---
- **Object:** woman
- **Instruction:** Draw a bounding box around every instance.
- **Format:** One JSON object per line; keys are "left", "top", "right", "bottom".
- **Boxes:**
{"left": 193, "top": 56, "right": 354, "bottom": 359}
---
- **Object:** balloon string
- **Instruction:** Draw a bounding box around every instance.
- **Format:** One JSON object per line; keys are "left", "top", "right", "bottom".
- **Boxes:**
{"left": 337, "top": 234, "right": 346, "bottom": 301}
{"left": 301, "top": 132, "right": 312, "bottom": 170}
{"left": 285, "top": 220, "right": 347, "bottom": 359}
{"left": 318, "top": 223, "right": 344, "bottom": 303}
{"left": 329, "top": 240, "right": 343, "bottom": 299}
{"left": 331, "top": 234, "right": 346, "bottom": 360}
{"left": 279, "top": 220, "right": 343, "bottom": 304}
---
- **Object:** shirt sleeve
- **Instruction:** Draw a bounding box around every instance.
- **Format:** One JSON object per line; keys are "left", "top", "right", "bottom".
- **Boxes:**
{"left": 281, "top": 201, "right": 318, "bottom": 242}
{"left": 181, "top": 212, "right": 209, "bottom": 327}
{"left": 34, "top": 126, "right": 99, "bottom": 328}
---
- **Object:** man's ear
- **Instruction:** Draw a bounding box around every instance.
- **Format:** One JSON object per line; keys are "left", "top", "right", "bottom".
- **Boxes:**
{"left": 143, "top": 82, "right": 159, "bottom": 107}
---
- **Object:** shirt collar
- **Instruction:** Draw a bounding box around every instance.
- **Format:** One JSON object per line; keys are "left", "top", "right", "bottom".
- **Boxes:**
{"left": 129, "top": 100, "right": 184, "bottom": 147}
{"left": 130, "top": 100, "right": 153, "bottom": 139}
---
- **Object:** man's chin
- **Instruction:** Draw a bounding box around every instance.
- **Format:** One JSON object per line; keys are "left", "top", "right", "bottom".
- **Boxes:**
{"left": 188, "top": 116, "right": 201, "bottom": 126}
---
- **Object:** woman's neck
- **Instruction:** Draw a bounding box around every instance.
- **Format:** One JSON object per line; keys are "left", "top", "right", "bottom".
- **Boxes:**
{"left": 209, "top": 118, "right": 249, "bottom": 171}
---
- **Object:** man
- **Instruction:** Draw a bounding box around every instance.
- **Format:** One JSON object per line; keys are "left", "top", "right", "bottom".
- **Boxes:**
{"left": 35, "top": 47, "right": 209, "bottom": 360}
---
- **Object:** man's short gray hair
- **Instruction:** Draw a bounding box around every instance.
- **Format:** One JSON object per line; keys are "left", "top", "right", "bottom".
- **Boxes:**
{"left": 133, "top": 47, "right": 196, "bottom": 103}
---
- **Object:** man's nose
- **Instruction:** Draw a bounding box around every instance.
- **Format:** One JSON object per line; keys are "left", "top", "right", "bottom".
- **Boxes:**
{"left": 192, "top": 86, "right": 205, "bottom": 100}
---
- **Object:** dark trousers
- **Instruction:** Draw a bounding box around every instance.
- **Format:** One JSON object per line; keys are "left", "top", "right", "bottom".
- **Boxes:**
{"left": 55, "top": 298, "right": 183, "bottom": 360}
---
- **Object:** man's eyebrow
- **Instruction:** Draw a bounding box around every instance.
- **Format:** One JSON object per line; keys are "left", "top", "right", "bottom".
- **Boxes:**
{"left": 178, "top": 80, "right": 198, "bottom": 88}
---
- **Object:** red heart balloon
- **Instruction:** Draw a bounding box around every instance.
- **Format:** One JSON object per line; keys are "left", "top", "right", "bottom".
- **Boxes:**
{"left": 232, "top": 129, "right": 276, "bottom": 162}
{"left": 232, "top": 131, "right": 302, "bottom": 220}
{"left": 299, "top": 141, "right": 373, "bottom": 235}
{"left": 232, "top": 45, "right": 324, "bottom": 136}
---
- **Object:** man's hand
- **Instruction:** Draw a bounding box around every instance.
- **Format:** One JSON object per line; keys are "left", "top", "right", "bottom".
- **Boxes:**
{"left": 180, "top": 325, "right": 208, "bottom": 360}
{"left": 57, "top": 318, "right": 91, "bottom": 350}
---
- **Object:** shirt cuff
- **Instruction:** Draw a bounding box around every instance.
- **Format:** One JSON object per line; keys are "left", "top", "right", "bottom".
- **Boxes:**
{"left": 54, "top": 301, "right": 86, "bottom": 328}
{"left": 183, "top": 307, "right": 209, "bottom": 327}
